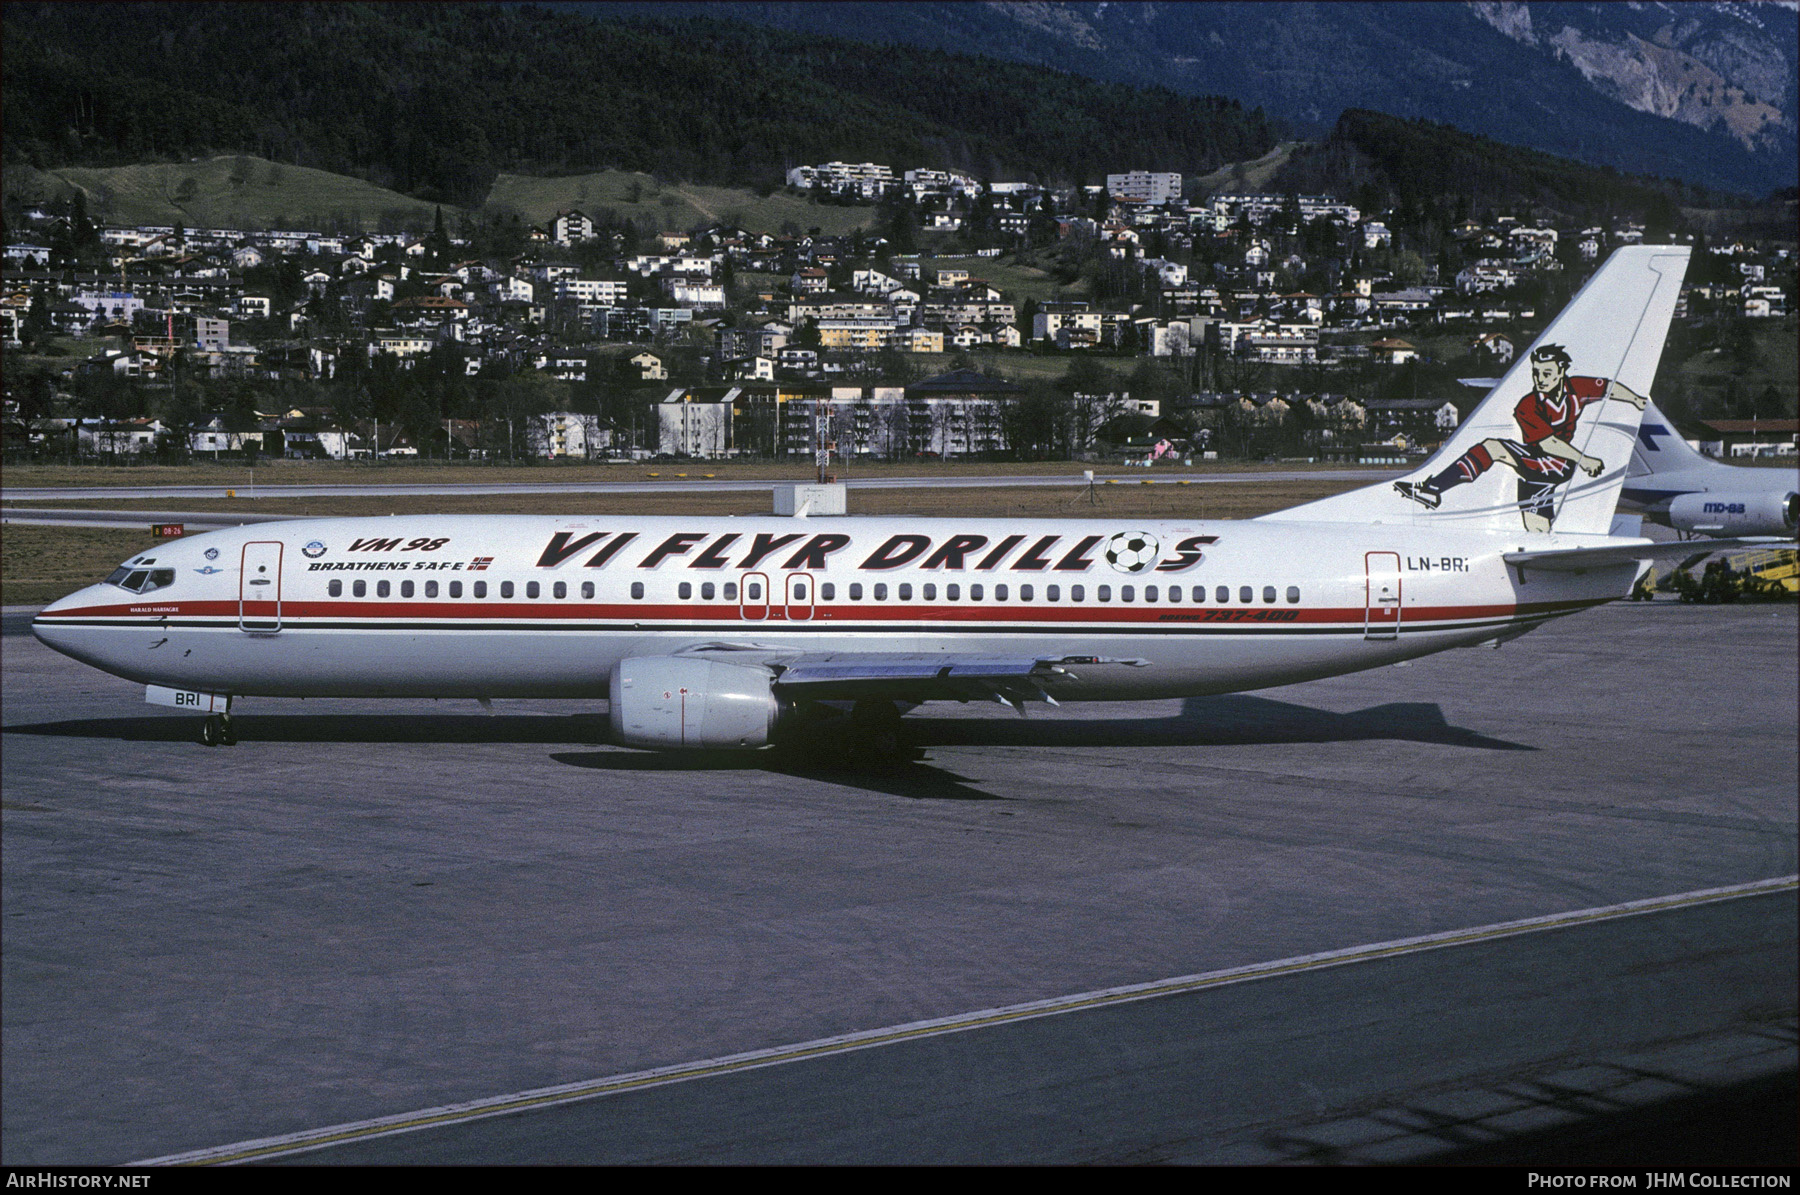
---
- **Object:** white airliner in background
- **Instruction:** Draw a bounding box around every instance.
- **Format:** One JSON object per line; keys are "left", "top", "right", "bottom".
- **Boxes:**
{"left": 1621, "top": 401, "right": 1798, "bottom": 537}
{"left": 30, "top": 246, "right": 1789, "bottom": 753}
{"left": 1447, "top": 391, "right": 1800, "bottom": 539}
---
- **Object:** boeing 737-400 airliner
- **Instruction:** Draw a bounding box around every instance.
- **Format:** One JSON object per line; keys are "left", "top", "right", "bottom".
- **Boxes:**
{"left": 31, "top": 246, "right": 1790, "bottom": 753}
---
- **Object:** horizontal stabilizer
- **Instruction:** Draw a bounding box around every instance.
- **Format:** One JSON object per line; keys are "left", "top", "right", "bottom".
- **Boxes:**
{"left": 1504, "top": 537, "right": 1796, "bottom": 573}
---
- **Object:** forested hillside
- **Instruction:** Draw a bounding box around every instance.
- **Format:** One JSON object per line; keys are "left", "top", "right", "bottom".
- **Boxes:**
{"left": 2, "top": 2, "right": 1276, "bottom": 205}
{"left": 1267, "top": 110, "right": 1728, "bottom": 228}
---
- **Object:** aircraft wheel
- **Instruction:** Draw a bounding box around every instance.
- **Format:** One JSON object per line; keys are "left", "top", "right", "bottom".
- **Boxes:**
{"left": 219, "top": 714, "right": 238, "bottom": 746}
{"left": 201, "top": 715, "right": 224, "bottom": 747}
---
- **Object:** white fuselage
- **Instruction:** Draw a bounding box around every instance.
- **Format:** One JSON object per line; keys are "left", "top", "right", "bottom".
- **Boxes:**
{"left": 31, "top": 514, "right": 1637, "bottom": 703}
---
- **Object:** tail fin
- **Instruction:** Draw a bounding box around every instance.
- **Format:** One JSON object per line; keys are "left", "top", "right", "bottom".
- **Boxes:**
{"left": 1265, "top": 245, "right": 1690, "bottom": 534}
{"left": 1630, "top": 399, "right": 1712, "bottom": 477}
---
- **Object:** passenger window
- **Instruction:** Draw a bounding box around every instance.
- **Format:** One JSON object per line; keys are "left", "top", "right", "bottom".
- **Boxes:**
{"left": 449, "top": 581, "right": 461, "bottom": 598}
{"left": 554, "top": 582, "right": 566, "bottom": 599}
{"left": 850, "top": 583, "right": 863, "bottom": 600}
{"left": 1097, "top": 585, "right": 1111, "bottom": 603}
{"left": 631, "top": 582, "right": 645, "bottom": 599}
{"left": 794, "top": 582, "right": 806, "bottom": 600}
{"left": 1167, "top": 585, "right": 1180, "bottom": 603}
{"left": 474, "top": 581, "right": 487, "bottom": 598}
{"left": 329, "top": 579, "right": 343, "bottom": 597}
{"left": 1216, "top": 586, "right": 1229, "bottom": 603}
{"left": 821, "top": 583, "right": 834, "bottom": 600}
{"left": 1122, "top": 586, "right": 1134, "bottom": 602}
{"left": 874, "top": 583, "right": 888, "bottom": 601}
{"left": 401, "top": 580, "right": 415, "bottom": 598}
{"left": 1046, "top": 585, "right": 1059, "bottom": 602}
{"left": 724, "top": 582, "right": 738, "bottom": 600}
{"left": 747, "top": 582, "right": 761, "bottom": 600}
{"left": 972, "top": 584, "right": 985, "bottom": 601}
{"left": 1239, "top": 586, "right": 1253, "bottom": 604}
{"left": 501, "top": 581, "right": 514, "bottom": 599}
{"left": 354, "top": 580, "right": 367, "bottom": 598}
{"left": 1262, "top": 586, "right": 1276, "bottom": 604}
{"left": 1071, "top": 585, "right": 1085, "bottom": 602}
{"left": 946, "top": 584, "right": 959, "bottom": 600}
{"left": 378, "top": 580, "right": 391, "bottom": 598}
{"left": 678, "top": 582, "right": 692, "bottom": 600}
{"left": 1144, "top": 585, "right": 1157, "bottom": 602}
{"left": 701, "top": 582, "right": 715, "bottom": 600}
{"left": 526, "top": 582, "right": 540, "bottom": 600}
{"left": 1287, "top": 586, "right": 1301, "bottom": 604}
{"left": 581, "top": 581, "right": 594, "bottom": 599}
{"left": 1017, "top": 584, "right": 1030, "bottom": 601}
{"left": 899, "top": 583, "right": 913, "bottom": 601}
{"left": 922, "top": 583, "right": 935, "bottom": 601}
{"left": 425, "top": 580, "right": 439, "bottom": 598}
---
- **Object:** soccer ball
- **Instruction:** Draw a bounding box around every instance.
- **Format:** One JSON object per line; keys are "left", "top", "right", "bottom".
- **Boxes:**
{"left": 1104, "top": 531, "right": 1159, "bottom": 573}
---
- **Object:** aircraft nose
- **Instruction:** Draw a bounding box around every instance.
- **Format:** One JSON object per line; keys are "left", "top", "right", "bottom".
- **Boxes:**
{"left": 32, "top": 585, "right": 101, "bottom": 646}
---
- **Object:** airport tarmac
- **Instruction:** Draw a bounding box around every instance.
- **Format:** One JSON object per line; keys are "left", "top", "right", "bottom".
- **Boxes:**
{"left": 2, "top": 599, "right": 1794, "bottom": 1165}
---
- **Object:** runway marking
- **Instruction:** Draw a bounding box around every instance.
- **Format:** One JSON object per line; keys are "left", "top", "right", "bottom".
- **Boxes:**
{"left": 136, "top": 874, "right": 1797, "bottom": 1165}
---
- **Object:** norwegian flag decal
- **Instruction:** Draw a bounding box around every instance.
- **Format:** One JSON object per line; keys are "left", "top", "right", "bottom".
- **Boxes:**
{"left": 469, "top": 556, "right": 494, "bottom": 571}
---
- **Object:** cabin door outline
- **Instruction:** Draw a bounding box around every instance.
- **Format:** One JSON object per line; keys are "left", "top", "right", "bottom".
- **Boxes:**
{"left": 784, "top": 572, "right": 815, "bottom": 621}
{"left": 739, "top": 572, "right": 769, "bottom": 621}
{"left": 1364, "top": 552, "right": 1401, "bottom": 641}
{"left": 239, "top": 541, "right": 284, "bottom": 633}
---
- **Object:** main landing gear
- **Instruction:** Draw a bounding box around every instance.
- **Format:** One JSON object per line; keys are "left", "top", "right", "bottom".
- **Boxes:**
{"left": 849, "top": 699, "right": 904, "bottom": 761}
{"left": 775, "top": 699, "right": 914, "bottom": 769}
{"left": 201, "top": 711, "right": 237, "bottom": 747}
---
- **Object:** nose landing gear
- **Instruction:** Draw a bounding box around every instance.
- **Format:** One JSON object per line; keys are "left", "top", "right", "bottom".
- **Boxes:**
{"left": 201, "top": 711, "right": 237, "bottom": 747}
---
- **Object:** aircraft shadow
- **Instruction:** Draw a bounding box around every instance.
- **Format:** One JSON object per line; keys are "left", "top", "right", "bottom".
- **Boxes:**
{"left": 1, "top": 696, "right": 1528, "bottom": 755}
{"left": 549, "top": 748, "right": 1005, "bottom": 803}
{"left": 1, "top": 711, "right": 1001, "bottom": 800}
{"left": 1, "top": 713, "right": 609, "bottom": 746}
{"left": 5, "top": 695, "right": 1525, "bottom": 804}
{"left": 911, "top": 695, "right": 1533, "bottom": 753}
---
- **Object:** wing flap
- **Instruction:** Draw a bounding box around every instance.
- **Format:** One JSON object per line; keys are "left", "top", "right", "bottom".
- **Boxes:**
{"left": 763, "top": 653, "right": 1147, "bottom": 711}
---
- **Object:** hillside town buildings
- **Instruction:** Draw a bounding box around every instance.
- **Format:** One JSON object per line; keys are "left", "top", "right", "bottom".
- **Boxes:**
{"left": 5, "top": 157, "right": 1790, "bottom": 464}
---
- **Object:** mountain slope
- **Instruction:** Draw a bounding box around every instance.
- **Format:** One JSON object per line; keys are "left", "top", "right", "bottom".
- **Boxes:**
{"left": 586, "top": 1, "right": 1797, "bottom": 196}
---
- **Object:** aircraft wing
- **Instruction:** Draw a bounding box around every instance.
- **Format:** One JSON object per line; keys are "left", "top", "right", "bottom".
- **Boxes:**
{"left": 1504, "top": 537, "right": 1796, "bottom": 574}
{"left": 676, "top": 646, "right": 1146, "bottom": 712}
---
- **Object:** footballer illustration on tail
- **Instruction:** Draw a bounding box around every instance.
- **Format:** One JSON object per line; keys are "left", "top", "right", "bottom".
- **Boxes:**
{"left": 1262, "top": 244, "right": 1689, "bottom": 537}
{"left": 1395, "top": 344, "right": 1649, "bottom": 532}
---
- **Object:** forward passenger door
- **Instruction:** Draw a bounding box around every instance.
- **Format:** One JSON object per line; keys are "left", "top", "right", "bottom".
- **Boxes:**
{"left": 239, "top": 541, "right": 284, "bottom": 633}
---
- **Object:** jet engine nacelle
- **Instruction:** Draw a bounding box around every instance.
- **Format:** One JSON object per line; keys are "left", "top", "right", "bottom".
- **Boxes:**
{"left": 1666, "top": 491, "right": 1798, "bottom": 537}
{"left": 608, "top": 656, "right": 782, "bottom": 749}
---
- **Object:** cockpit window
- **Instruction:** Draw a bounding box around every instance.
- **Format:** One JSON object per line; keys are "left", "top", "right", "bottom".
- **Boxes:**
{"left": 109, "top": 568, "right": 176, "bottom": 594}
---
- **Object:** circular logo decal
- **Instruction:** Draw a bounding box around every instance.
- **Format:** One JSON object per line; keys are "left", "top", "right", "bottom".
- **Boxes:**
{"left": 204, "top": 547, "right": 220, "bottom": 560}
{"left": 1104, "top": 531, "right": 1160, "bottom": 573}
{"left": 302, "top": 540, "right": 327, "bottom": 559}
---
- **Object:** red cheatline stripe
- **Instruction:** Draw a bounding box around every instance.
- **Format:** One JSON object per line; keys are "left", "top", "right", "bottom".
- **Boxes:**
{"left": 36, "top": 599, "right": 1599, "bottom": 626}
